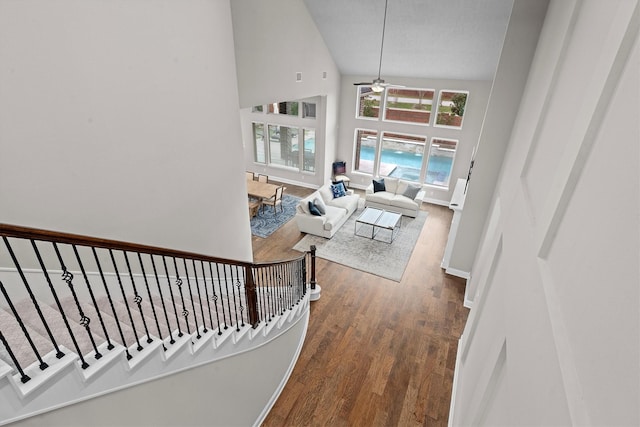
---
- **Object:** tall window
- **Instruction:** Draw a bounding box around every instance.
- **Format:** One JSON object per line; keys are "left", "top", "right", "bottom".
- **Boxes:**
{"left": 425, "top": 138, "right": 457, "bottom": 187}
{"left": 268, "top": 125, "right": 299, "bottom": 168}
{"left": 379, "top": 133, "right": 427, "bottom": 182}
{"left": 384, "top": 88, "right": 434, "bottom": 125}
{"left": 302, "top": 129, "right": 316, "bottom": 172}
{"left": 356, "top": 87, "right": 381, "bottom": 119}
{"left": 353, "top": 129, "right": 378, "bottom": 174}
{"left": 253, "top": 123, "right": 266, "bottom": 164}
{"left": 251, "top": 98, "right": 318, "bottom": 173}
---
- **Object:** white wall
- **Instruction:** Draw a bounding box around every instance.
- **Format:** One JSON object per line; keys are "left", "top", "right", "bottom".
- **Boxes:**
{"left": 451, "top": 0, "right": 639, "bottom": 424}
{"left": 0, "top": 0, "right": 253, "bottom": 262}
{"left": 231, "top": 0, "right": 342, "bottom": 186}
{"left": 448, "top": 0, "right": 549, "bottom": 275}
{"left": 230, "top": 0, "right": 340, "bottom": 110}
{"left": 8, "top": 312, "right": 308, "bottom": 427}
{"left": 337, "top": 76, "right": 492, "bottom": 205}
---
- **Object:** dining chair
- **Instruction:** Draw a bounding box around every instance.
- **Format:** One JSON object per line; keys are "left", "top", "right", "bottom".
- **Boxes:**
{"left": 246, "top": 171, "right": 255, "bottom": 181}
{"left": 262, "top": 186, "right": 284, "bottom": 214}
{"left": 257, "top": 174, "right": 268, "bottom": 183}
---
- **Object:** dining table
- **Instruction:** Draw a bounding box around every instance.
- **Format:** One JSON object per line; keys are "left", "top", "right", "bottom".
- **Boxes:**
{"left": 246, "top": 178, "right": 280, "bottom": 199}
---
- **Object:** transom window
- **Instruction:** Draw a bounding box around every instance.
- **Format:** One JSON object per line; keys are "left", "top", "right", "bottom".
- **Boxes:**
{"left": 268, "top": 101, "right": 298, "bottom": 116}
{"left": 435, "top": 90, "right": 468, "bottom": 129}
{"left": 384, "top": 88, "right": 434, "bottom": 125}
{"left": 356, "top": 87, "right": 381, "bottom": 120}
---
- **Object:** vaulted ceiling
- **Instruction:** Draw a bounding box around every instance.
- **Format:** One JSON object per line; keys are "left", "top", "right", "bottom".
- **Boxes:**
{"left": 303, "top": 0, "right": 515, "bottom": 82}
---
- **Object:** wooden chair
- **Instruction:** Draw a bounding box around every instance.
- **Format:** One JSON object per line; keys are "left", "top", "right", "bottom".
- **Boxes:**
{"left": 246, "top": 171, "right": 255, "bottom": 181}
{"left": 257, "top": 174, "right": 268, "bottom": 183}
{"left": 248, "top": 200, "right": 261, "bottom": 218}
{"left": 262, "top": 186, "right": 284, "bottom": 214}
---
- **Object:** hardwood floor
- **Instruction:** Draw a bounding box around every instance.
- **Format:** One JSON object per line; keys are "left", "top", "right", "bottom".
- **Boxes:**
{"left": 254, "top": 182, "right": 469, "bottom": 426}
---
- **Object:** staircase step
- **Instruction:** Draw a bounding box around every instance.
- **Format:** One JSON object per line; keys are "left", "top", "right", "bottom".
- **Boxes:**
{"left": 125, "top": 335, "right": 164, "bottom": 371}
{"left": 190, "top": 326, "right": 215, "bottom": 354}
{"left": 161, "top": 330, "right": 192, "bottom": 360}
{"left": 213, "top": 326, "right": 235, "bottom": 348}
{"left": 11, "top": 346, "right": 78, "bottom": 399}
{"left": 234, "top": 323, "right": 252, "bottom": 344}
{"left": 77, "top": 341, "right": 126, "bottom": 381}
{"left": 0, "top": 306, "right": 59, "bottom": 373}
{"left": 13, "top": 299, "right": 106, "bottom": 365}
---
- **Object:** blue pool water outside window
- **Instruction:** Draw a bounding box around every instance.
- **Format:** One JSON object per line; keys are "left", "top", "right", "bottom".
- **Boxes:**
{"left": 302, "top": 129, "right": 316, "bottom": 172}
{"left": 354, "top": 129, "right": 377, "bottom": 174}
{"left": 425, "top": 138, "right": 457, "bottom": 187}
{"left": 356, "top": 136, "right": 458, "bottom": 188}
{"left": 379, "top": 133, "right": 426, "bottom": 180}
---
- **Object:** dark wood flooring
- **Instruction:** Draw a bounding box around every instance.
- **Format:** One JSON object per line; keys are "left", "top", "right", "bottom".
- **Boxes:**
{"left": 254, "top": 181, "right": 469, "bottom": 426}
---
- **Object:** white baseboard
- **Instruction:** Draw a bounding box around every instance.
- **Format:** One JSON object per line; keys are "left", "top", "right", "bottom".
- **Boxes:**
{"left": 253, "top": 308, "right": 310, "bottom": 427}
{"left": 445, "top": 267, "right": 470, "bottom": 280}
{"left": 448, "top": 335, "right": 464, "bottom": 427}
{"left": 420, "top": 196, "right": 449, "bottom": 207}
{"left": 463, "top": 284, "right": 474, "bottom": 309}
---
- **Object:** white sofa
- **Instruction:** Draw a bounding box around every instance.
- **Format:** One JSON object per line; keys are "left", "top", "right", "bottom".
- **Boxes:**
{"left": 365, "top": 177, "right": 425, "bottom": 217}
{"left": 295, "top": 183, "right": 360, "bottom": 238}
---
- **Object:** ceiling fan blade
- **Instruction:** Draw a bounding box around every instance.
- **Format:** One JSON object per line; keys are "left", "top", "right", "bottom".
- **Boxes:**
{"left": 353, "top": 82, "right": 372, "bottom": 86}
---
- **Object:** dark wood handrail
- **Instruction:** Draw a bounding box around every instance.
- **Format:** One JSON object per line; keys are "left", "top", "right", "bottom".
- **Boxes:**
{"left": 0, "top": 223, "right": 257, "bottom": 267}
{"left": 0, "top": 223, "right": 313, "bottom": 395}
{"left": 0, "top": 223, "right": 307, "bottom": 267}
{"left": 1, "top": 222, "right": 312, "bottom": 334}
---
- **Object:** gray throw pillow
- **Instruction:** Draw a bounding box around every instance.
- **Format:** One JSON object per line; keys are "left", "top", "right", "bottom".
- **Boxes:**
{"left": 313, "top": 197, "right": 327, "bottom": 214}
{"left": 402, "top": 183, "right": 422, "bottom": 200}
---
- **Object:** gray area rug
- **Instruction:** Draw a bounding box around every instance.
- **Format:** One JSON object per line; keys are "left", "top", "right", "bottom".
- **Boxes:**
{"left": 293, "top": 207, "right": 428, "bottom": 282}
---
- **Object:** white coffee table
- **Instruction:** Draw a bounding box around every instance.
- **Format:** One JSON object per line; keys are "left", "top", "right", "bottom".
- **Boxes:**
{"left": 354, "top": 207, "right": 402, "bottom": 243}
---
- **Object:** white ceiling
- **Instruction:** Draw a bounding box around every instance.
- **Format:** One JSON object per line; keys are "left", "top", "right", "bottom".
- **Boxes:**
{"left": 303, "top": 0, "right": 515, "bottom": 82}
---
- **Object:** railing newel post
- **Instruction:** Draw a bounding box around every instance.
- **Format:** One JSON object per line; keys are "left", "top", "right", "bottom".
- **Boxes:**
{"left": 309, "top": 245, "right": 321, "bottom": 301}
{"left": 244, "top": 266, "right": 260, "bottom": 328}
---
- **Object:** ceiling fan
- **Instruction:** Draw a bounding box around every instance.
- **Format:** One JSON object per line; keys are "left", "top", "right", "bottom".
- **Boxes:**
{"left": 353, "top": 0, "right": 401, "bottom": 93}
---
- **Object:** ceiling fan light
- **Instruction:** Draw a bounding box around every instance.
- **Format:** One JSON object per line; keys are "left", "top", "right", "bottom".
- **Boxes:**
{"left": 371, "top": 82, "right": 384, "bottom": 93}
